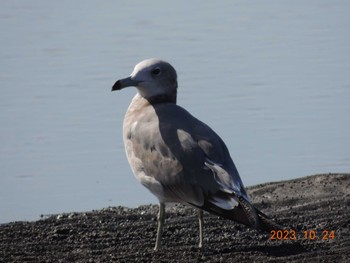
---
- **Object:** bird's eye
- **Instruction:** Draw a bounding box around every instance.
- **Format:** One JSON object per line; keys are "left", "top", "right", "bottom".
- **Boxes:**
{"left": 151, "top": 67, "right": 161, "bottom": 76}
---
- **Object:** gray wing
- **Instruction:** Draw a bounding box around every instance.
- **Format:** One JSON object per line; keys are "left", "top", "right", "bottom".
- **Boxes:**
{"left": 126, "top": 103, "right": 258, "bottom": 225}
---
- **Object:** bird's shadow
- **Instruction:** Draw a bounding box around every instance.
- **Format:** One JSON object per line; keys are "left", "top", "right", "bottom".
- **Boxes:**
{"left": 242, "top": 242, "right": 307, "bottom": 257}
{"left": 196, "top": 242, "right": 307, "bottom": 258}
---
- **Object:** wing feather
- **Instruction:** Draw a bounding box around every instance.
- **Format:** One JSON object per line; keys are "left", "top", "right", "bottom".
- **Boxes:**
{"left": 125, "top": 102, "right": 257, "bottom": 226}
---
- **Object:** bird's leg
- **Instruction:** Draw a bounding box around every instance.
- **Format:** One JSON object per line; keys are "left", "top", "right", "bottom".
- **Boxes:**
{"left": 197, "top": 209, "right": 203, "bottom": 248}
{"left": 154, "top": 202, "right": 165, "bottom": 251}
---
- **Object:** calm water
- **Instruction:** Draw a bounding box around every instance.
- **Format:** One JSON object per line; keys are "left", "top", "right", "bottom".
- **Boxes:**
{"left": 1, "top": 1, "right": 349, "bottom": 223}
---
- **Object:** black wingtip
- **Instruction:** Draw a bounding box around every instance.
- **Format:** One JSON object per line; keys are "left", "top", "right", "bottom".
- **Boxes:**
{"left": 256, "top": 208, "right": 285, "bottom": 232}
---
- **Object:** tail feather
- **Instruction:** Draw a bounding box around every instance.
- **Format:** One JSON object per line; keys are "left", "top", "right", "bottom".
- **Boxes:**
{"left": 255, "top": 208, "right": 284, "bottom": 232}
{"left": 238, "top": 196, "right": 259, "bottom": 229}
{"left": 238, "top": 197, "right": 284, "bottom": 232}
{"left": 193, "top": 197, "right": 285, "bottom": 233}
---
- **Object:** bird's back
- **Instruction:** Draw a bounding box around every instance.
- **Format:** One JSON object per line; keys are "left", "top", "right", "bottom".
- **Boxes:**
{"left": 123, "top": 95, "right": 250, "bottom": 210}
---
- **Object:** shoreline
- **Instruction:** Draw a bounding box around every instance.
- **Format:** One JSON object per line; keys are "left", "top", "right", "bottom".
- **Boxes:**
{"left": 1, "top": 173, "right": 349, "bottom": 262}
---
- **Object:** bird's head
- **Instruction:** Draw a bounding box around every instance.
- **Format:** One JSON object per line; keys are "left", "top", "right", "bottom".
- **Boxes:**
{"left": 112, "top": 59, "right": 178, "bottom": 102}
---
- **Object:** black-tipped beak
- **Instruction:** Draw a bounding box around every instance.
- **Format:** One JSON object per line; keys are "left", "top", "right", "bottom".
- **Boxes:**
{"left": 111, "top": 76, "right": 140, "bottom": 91}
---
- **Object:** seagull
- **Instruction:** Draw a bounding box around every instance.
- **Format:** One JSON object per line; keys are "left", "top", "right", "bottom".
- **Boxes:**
{"left": 111, "top": 58, "right": 283, "bottom": 251}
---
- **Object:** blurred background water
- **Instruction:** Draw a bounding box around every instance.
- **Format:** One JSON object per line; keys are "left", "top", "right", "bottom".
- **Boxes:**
{"left": 1, "top": 0, "right": 349, "bottom": 223}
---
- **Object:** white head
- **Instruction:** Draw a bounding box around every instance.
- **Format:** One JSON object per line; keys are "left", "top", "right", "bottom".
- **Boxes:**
{"left": 112, "top": 59, "right": 178, "bottom": 102}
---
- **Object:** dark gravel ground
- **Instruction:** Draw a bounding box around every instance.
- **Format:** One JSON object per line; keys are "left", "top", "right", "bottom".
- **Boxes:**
{"left": 1, "top": 173, "right": 349, "bottom": 262}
